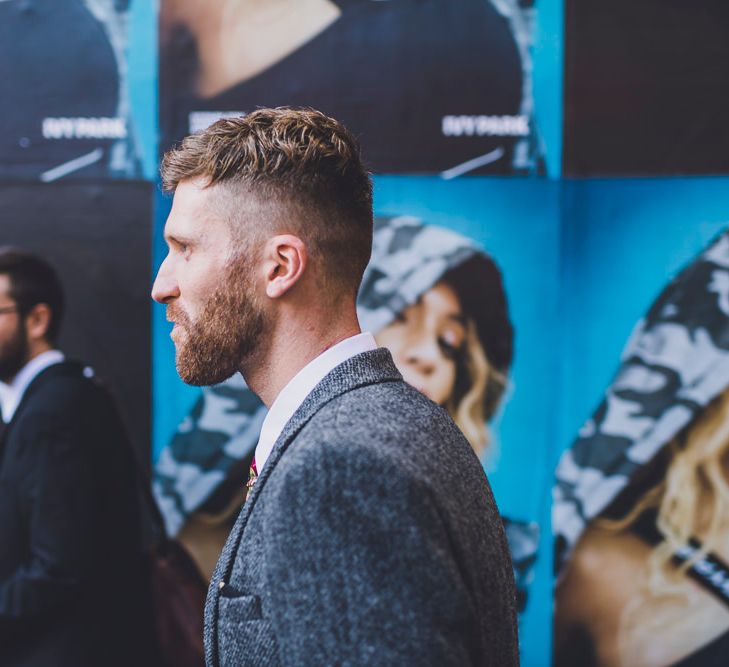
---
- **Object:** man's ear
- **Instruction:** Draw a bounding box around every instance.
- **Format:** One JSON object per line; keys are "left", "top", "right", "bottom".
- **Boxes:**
{"left": 262, "top": 234, "right": 308, "bottom": 299}
{"left": 24, "top": 303, "right": 52, "bottom": 342}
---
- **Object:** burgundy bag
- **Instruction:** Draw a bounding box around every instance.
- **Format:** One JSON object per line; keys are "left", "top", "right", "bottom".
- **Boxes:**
{"left": 126, "top": 434, "right": 208, "bottom": 667}
{"left": 148, "top": 538, "right": 208, "bottom": 667}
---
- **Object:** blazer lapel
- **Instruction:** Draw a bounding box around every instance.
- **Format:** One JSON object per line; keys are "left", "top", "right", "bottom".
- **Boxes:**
{"left": 205, "top": 347, "right": 401, "bottom": 665}
{"left": 222, "top": 347, "right": 400, "bottom": 573}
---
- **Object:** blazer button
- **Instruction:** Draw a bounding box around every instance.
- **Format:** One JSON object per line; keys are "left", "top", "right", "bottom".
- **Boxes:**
{"left": 218, "top": 581, "right": 225, "bottom": 590}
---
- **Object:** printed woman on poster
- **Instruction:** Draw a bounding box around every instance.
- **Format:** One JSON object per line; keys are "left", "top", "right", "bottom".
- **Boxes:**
{"left": 159, "top": 0, "right": 543, "bottom": 175}
{"left": 0, "top": 0, "right": 140, "bottom": 180}
{"left": 554, "top": 230, "right": 729, "bottom": 666}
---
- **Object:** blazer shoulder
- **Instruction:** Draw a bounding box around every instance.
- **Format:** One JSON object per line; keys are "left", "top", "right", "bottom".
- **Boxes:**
{"left": 333, "top": 380, "right": 472, "bottom": 453}
{"left": 287, "top": 378, "right": 477, "bottom": 481}
{"left": 14, "top": 364, "right": 113, "bottom": 426}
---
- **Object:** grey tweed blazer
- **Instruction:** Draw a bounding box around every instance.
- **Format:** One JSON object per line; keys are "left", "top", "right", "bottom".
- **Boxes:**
{"left": 204, "top": 348, "right": 519, "bottom": 667}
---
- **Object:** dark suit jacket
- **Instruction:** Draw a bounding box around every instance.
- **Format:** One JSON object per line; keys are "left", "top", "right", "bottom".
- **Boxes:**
{"left": 204, "top": 348, "right": 519, "bottom": 666}
{"left": 0, "top": 361, "right": 153, "bottom": 667}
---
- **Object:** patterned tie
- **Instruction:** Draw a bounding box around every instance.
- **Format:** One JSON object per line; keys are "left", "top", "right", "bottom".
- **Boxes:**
{"left": 245, "top": 456, "right": 258, "bottom": 501}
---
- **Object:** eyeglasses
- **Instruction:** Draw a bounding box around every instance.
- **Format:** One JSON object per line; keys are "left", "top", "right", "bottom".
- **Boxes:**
{"left": 0, "top": 306, "right": 18, "bottom": 315}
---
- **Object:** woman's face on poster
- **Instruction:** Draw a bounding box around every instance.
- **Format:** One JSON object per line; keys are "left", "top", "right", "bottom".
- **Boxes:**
{"left": 376, "top": 282, "right": 467, "bottom": 406}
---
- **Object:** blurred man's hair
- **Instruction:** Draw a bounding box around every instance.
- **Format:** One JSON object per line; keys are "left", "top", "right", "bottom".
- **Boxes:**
{"left": 0, "top": 247, "right": 64, "bottom": 343}
{"left": 161, "top": 107, "right": 373, "bottom": 298}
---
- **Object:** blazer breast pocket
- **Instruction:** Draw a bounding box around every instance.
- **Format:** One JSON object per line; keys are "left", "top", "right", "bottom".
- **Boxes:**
{"left": 217, "top": 592, "right": 280, "bottom": 666}
{"left": 218, "top": 587, "right": 262, "bottom": 621}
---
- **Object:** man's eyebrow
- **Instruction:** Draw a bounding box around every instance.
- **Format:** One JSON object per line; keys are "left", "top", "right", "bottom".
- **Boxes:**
{"left": 449, "top": 313, "right": 468, "bottom": 326}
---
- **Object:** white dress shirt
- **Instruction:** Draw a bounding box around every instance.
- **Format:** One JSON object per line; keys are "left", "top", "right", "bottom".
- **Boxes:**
{"left": 0, "top": 349, "right": 65, "bottom": 423}
{"left": 254, "top": 332, "right": 377, "bottom": 473}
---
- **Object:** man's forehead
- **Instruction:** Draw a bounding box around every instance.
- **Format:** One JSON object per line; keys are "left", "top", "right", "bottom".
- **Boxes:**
{"left": 166, "top": 178, "right": 270, "bottom": 242}
{"left": 165, "top": 179, "right": 229, "bottom": 240}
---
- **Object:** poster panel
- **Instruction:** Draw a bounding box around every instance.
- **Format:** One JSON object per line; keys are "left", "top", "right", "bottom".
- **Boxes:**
{"left": 159, "top": 0, "right": 544, "bottom": 176}
{"left": 0, "top": 0, "right": 141, "bottom": 181}
{"left": 0, "top": 181, "right": 152, "bottom": 462}
{"left": 151, "top": 176, "right": 560, "bottom": 665}
{"left": 554, "top": 177, "right": 729, "bottom": 666}
{"left": 564, "top": 0, "right": 729, "bottom": 176}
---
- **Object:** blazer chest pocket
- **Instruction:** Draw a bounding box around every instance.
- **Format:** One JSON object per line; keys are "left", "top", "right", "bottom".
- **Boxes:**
{"left": 218, "top": 588, "right": 262, "bottom": 621}
{"left": 217, "top": 592, "right": 280, "bottom": 666}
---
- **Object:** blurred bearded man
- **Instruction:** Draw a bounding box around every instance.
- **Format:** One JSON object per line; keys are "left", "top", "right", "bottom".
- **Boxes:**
{"left": 152, "top": 107, "right": 519, "bottom": 667}
{"left": 0, "top": 248, "right": 154, "bottom": 666}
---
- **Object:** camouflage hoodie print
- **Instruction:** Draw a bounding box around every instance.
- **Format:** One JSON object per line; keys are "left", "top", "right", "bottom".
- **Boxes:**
{"left": 153, "top": 215, "right": 538, "bottom": 607}
{"left": 554, "top": 228, "right": 729, "bottom": 572}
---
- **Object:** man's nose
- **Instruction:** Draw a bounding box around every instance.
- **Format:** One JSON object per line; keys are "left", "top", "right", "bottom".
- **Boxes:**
{"left": 151, "top": 258, "right": 180, "bottom": 304}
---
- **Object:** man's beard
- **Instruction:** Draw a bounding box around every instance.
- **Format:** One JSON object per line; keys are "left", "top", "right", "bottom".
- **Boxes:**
{"left": 0, "top": 319, "right": 29, "bottom": 384}
{"left": 168, "top": 259, "right": 266, "bottom": 386}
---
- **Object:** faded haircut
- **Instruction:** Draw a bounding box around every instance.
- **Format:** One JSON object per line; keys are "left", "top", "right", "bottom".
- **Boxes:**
{"left": 160, "top": 107, "right": 374, "bottom": 298}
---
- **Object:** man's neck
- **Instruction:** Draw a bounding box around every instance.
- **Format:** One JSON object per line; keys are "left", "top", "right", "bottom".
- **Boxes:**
{"left": 26, "top": 343, "right": 54, "bottom": 368}
{"left": 242, "top": 319, "right": 361, "bottom": 408}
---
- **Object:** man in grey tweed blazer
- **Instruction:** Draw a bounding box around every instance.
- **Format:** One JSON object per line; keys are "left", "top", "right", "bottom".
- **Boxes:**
{"left": 152, "top": 108, "right": 519, "bottom": 666}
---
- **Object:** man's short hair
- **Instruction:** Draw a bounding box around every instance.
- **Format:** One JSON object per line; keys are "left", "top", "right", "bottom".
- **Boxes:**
{"left": 0, "top": 247, "right": 64, "bottom": 344}
{"left": 161, "top": 107, "right": 374, "bottom": 297}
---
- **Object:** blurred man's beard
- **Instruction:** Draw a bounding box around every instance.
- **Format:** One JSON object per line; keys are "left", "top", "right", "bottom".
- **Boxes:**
{"left": 170, "top": 260, "right": 266, "bottom": 386}
{"left": 0, "top": 319, "right": 29, "bottom": 384}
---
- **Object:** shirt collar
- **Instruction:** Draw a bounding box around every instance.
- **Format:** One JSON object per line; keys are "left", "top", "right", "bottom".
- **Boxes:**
{"left": 254, "top": 332, "right": 377, "bottom": 472}
{"left": 0, "top": 350, "right": 65, "bottom": 423}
